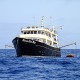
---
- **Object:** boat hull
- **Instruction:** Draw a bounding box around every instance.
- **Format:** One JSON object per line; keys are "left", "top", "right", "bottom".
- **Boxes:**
{"left": 12, "top": 37, "right": 61, "bottom": 57}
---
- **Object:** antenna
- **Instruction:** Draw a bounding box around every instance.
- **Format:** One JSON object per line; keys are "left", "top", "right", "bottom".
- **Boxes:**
{"left": 50, "top": 16, "right": 52, "bottom": 26}
{"left": 41, "top": 16, "right": 44, "bottom": 27}
{"left": 32, "top": 16, "right": 35, "bottom": 26}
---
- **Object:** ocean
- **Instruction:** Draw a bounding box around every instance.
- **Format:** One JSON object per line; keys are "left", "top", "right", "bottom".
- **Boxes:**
{"left": 0, "top": 49, "right": 80, "bottom": 80}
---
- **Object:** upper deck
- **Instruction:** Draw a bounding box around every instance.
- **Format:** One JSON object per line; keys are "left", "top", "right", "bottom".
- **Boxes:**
{"left": 21, "top": 26, "right": 57, "bottom": 35}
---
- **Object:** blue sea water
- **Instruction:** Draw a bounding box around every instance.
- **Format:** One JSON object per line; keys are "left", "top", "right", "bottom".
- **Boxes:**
{"left": 0, "top": 49, "right": 80, "bottom": 80}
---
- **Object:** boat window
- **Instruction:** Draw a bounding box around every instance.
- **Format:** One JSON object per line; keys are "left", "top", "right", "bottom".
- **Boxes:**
{"left": 34, "top": 31, "right": 37, "bottom": 34}
{"left": 41, "top": 31, "right": 45, "bottom": 35}
{"left": 38, "top": 31, "right": 41, "bottom": 34}
{"left": 45, "top": 32, "right": 47, "bottom": 36}
{"left": 49, "top": 34, "right": 51, "bottom": 37}
{"left": 36, "top": 26, "right": 38, "bottom": 28}
{"left": 24, "top": 32, "right": 26, "bottom": 34}
{"left": 53, "top": 43, "right": 57, "bottom": 47}
{"left": 50, "top": 42, "right": 52, "bottom": 45}
{"left": 43, "top": 39, "right": 46, "bottom": 43}
{"left": 27, "top": 31, "right": 30, "bottom": 34}
{"left": 54, "top": 38, "right": 56, "bottom": 41}
{"left": 47, "top": 40, "right": 52, "bottom": 45}
{"left": 45, "top": 32, "right": 49, "bottom": 36}
{"left": 31, "top": 31, "right": 33, "bottom": 34}
{"left": 32, "top": 26, "right": 35, "bottom": 28}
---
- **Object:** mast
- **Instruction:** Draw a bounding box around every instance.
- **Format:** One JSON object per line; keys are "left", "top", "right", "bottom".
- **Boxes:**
{"left": 50, "top": 16, "right": 52, "bottom": 26}
{"left": 41, "top": 16, "right": 44, "bottom": 27}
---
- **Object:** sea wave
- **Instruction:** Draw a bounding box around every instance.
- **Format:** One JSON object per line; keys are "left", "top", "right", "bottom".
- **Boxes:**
{"left": 0, "top": 49, "right": 80, "bottom": 80}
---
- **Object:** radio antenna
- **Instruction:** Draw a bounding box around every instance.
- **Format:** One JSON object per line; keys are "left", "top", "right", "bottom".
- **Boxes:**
{"left": 50, "top": 16, "right": 52, "bottom": 26}
{"left": 41, "top": 16, "right": 44, "bottom": 27}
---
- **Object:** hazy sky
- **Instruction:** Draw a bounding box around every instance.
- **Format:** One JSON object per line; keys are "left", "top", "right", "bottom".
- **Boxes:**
{"left": 0, "top": 0, "right": 80, "bottom": 49}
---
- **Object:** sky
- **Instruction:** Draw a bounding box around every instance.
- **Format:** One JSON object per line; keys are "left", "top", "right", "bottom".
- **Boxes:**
{"left": 0, "top": 0, "right": 80, "bottom": 49}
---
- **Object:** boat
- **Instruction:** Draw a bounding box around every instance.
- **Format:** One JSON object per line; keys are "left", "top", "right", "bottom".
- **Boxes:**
{"left": 12, "top": 17, "right": 61, "bottom": 57}
{"left": 66, "top": 54, "right": 75, "bottom": 58}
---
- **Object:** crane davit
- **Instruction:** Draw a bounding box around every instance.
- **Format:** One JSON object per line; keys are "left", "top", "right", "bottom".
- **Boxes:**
{"left": 59, "top": 42, "right": 76, "bottom": 48}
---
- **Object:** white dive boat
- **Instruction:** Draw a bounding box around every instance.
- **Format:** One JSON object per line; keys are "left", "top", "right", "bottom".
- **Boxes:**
{"left": 12, "top": 18, "right": 61, "bottom": 57}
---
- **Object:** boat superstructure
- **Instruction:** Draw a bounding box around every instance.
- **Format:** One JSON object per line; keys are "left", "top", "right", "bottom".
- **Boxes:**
{"left": 20, "top": 26, "right": 58, "bottom": 48}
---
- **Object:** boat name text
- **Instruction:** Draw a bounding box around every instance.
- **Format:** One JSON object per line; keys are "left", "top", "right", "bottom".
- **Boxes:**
{"left": 22, "top": 39, "right": 36, "bottom": 44}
